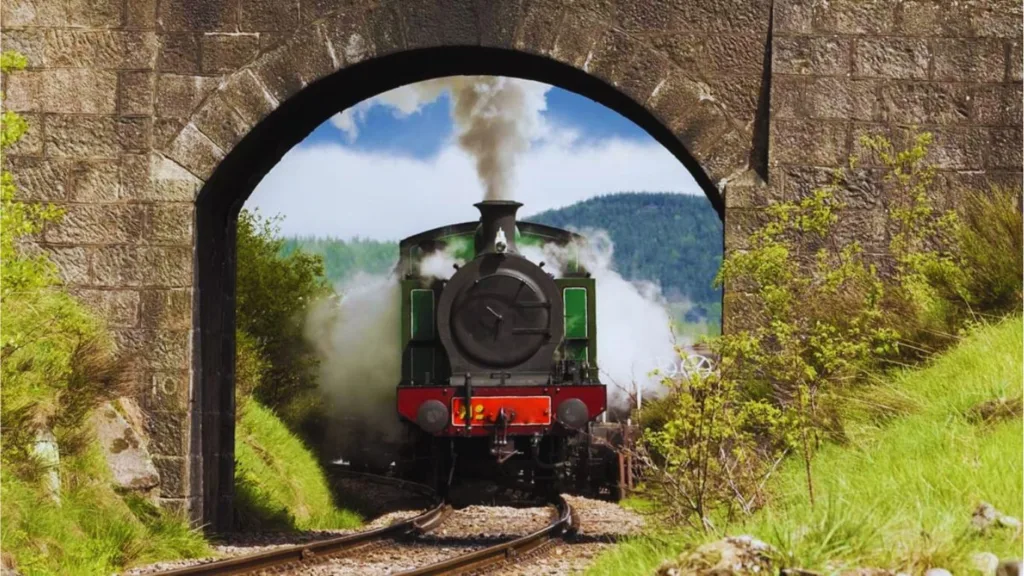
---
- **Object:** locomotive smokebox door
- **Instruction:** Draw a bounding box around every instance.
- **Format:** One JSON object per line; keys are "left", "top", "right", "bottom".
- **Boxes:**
{"left": 437, "top": 201, "right": 565, "bottom": 386}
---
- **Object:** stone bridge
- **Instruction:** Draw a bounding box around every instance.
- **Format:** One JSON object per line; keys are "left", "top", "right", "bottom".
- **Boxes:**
{"left": 2, "top": 0, "right": 1020, "bottom": 530}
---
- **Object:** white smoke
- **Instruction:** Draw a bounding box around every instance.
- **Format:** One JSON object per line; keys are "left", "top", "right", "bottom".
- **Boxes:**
{"left": 333, "top": 76, "right": 550, "bottom": 201}
{"left": 303, "top": 272, "right": 403, "bottom": 465}
{"left": 418, "top": 249, "right": 463, "bottom": 281}
{"left": 527, "top": 230, "right": 683, "bottom": 409}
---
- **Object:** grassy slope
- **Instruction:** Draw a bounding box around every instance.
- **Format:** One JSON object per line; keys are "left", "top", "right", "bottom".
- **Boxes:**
{"left": 588, "top": 317, "right": 1023, "bottom": 575}
{"left": 0, "top": 444, "right": 209, "bottom": 576}
{"left": 233, "top": 400, "right": 362, "bottom": 531}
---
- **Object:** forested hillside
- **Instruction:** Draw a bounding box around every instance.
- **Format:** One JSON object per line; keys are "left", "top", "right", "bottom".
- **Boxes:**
{"left": 282, "top": 192, "right": 723, "bottom": 324}
{"left": 525, "top": 192, "right": 722, "bottom": 314}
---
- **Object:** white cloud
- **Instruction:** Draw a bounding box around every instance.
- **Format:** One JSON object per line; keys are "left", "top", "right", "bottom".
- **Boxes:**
{"left": 245, "top": 137, "right": 706, "bottom": 240}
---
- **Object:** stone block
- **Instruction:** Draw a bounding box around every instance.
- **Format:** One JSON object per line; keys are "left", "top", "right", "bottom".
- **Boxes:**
{"left": 118, "top": 118, "right": 152, "bottom": 153}
{"left": 218, "top": 70, "right": 279, "bottom": 127}
{"left": 895, "top": 0, "right": 974, "bottom": 37}
{"left": 240, "top": 0, "right": 299, "bottom": 32}
{"left": 853, "top": 37, "right": 930, "bottom": 80}
{"left": 515, "top": 0, "right": 566, "bottom": 57}
{"left": 723, "top": 171, "right": 783, "bottom": 208}
{"left": 148, "top": 204, "right": 195, "bottom": 245}
{"left": 704, "top": 73, "right": 761, "bottom": 127}
{"left": 551, "top": 10, "right": 604, "bottom": 68}
{"left": 903, "top": 126, "right": 986, "bottom": 170}
{"left": 141, "top": 370, "right": 191, "bottom": 412}
{"left": 38, "top": 69, "right": 119, "bottom": 114}
{"left": 119, "top": 71, "right": 155, "bottom": 117}
{"left": 259, "top": 32, "right": 291, "bottom": 54}
{"left": 42, "top": 245, "right": 91, "bottom": 285}
{"left": 140, "top": 288, "right": 193, "bottom": 331}
{"left": 987, "top": 128, "right": 1023, "bottom": 170}
{"left": 142, "top": 409, "right": 190, "bottom": 456}
{"left": 165, "top": 123, "right": 225, "bottom": 181}
{"left": 879, "top": 82, "right": 970, "bottom": 125}
{"left": 649, "top": 32, "right": 706, "bottom": 72}
{"left": 300, "top": 0, "right": 342, "bottom": 22}
{"left": 833, "top": 208, "right": 888, "bottom": 253}
{"left": 849, "top": 123, "right": 891, "bottom": 167}
{"left": 584, "top": 29, "right": 634, "bottom": 83}
{"left": 773, "top": 35, "right": 850, "bottom": 76}
{"left": 70, "top": 289, "right": 140, "bottom": 328}
{"left": 43, "top": 204, "right": 146, "bottom": 244}
{"left": 158, "top": 0, "right": 238, "bottom": 31}
{"left": 971, "top": 3, "right": 1024, "bottom": 38}
{"left": 158, "top": 34, "right": 201, "bottom": 74}
{"left": 703, "top": 33, "right": 769, "bottom": 77}
{"left": 147, "top": 154, "right": 204, "bottom": 201}
{"left": 322, "top": 9, "right": 373, "bottom": 66}
{"left": 1, "top": 29, "right": 47, "bottom": 68}
{"left": 44, "top": 30, "right": 159, "bottom": 70}
{"left": 125, "top": 0, "right": 157, "bottom": 29}
{"left": 44, "top": 116, "right": 127, "bottom": 158}
{"left": 812, "top": 0, "right": 896, "bottom": 34}
{"left": 154, "top": 118, "right": 186, "bottom": 149}
{"left": 648, "top": 74, "right": 729, "bottom": 138}
{"left": 972, "top": 84, "right": 1023, "bottom": 126}
{"left": 770, "top": 120, "right": 849, "bottom": 166}
{"left": 723, "top": 209, "right": 768, "bottom": 252}
{"left": 721, "top": 290, "right": 763, "bottom": 334}
{"left": 363, "top": 2, "right": 407, "bottom": 58}
{"left": 251, "top": 25, "right": 335, "bottom": 102}
{"left": 476, "top": 0, "right": 524, "bottom": 48}
{"left": 115, "top": 329, "right": 191, "bottom": 373}
{"left": 93, "top": 245, "right": 192, "bottom": 287}
{"left": 193, "top": 94, "right": 252, "bottom": 153}
{"left": 784, "top": 165, "right": 884, "bottom": 210}
{"left": 3, "top": 71, "right": 40, "bottom": 112}
{"left": 6, "top": 156, "right": 71, "bottom": 201}
{"left": 70, "top": 160, "right": 120, "bottom": 202}
{"left": 804, "top": 77, "right": 878, "bottom": 122}
{"left": 156, "top": 74, "right": 220, "bottom": 119}
{"left": 201, "top": 33, "right": 260, "bottom": 75}
{"left": 697, "top": 128, "right": 753, "bottom": 185}
{"left": 67, "top": 0, "right": 123, "bottom": 27}
{"left": 402, "top": 0, "right": 481, "bottom": 48}
{"left": 1012, "top": 40, "right": 1022, "bottom": 81}
{"left": 770, "top": 75, "right": 806, "bottom": 120}
{"left": 5, "top": 115, "right": 42, "bottom": 155}
{"left": 774, "top": 0, "right": 814, "bottom": 34}
{"left": 152, "top": 455, "right": 188, "bottom": 496}
{"left": 2, "top": 0, "right": 68, "bottom": 26}
{"left": 933, "top": 38, "right": 1007, "bottom": 82}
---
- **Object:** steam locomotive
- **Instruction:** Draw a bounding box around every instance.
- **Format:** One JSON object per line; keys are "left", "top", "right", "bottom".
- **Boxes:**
{"left": 393, "top": 200, "right": 628, "bottom": 498}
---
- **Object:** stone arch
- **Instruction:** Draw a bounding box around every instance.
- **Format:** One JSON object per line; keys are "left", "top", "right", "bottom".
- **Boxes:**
{"left": 161, "top": 1, "right": 771, "bottom": 529}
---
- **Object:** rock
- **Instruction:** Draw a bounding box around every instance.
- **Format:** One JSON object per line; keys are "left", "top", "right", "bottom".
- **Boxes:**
{"left": 657, "top": 535, "right": 776, "bottom": 576}
{"left": 32, "top": 428, "right": 60, "bottom": 504}
{"left": 998, "top": 560, "right": 1022, "bottom": 576}
{"left": 89, "top": 401, "right": 160, "bottom": 493}
{"left": 924, "top": 569, "right": 952, "bottom": 576}
{"left": 998, "top": 515, "right": 1022, "bottom": 530}
{"left": 973, "top": 552, "right": 1001, "bottom": 576}
{"left": 973, "top": 502, "right": 1000, "bottom": 530}
{"left": 969, "top": 396, "right": 1023, "bottom": 423}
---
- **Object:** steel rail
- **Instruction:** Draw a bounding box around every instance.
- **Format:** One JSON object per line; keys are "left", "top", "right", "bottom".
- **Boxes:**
{"left": 149, "top": 472, "right": 448, "bottom": 576}
{"left": 394, "top": 495, "right": 574, "bottom": 576}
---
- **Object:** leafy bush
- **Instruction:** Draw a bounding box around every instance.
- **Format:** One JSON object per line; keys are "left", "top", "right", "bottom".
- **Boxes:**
{"left": 235, "top": 208, "right": 329, "bottom": 426}
{"left": 949, "top": 186, "right": 1022, "bottom": 317}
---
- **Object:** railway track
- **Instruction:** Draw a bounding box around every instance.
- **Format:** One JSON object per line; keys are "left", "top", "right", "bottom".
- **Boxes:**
{"left": 149, "top": 472, "right": 574, "bottom": 576}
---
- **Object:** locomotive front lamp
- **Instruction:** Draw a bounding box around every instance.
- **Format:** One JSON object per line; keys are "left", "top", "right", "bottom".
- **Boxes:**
{"left": 494, "top": 228, "right": 508, "bottom": 253}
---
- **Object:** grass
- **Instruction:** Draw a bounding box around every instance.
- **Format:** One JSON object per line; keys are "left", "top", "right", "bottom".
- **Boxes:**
{"left": 588, "top": 316, "right": 1023, "bottom": 575}
{"left": 0, "top": 443, "right": 210, "bottom": 576}
{"left": 233, "top": 398, "right": 363, "bottom": 531}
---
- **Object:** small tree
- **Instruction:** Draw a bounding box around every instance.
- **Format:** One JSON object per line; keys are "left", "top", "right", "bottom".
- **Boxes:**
{"left": 712, "top": 169, "right": 899, "bottom": 506}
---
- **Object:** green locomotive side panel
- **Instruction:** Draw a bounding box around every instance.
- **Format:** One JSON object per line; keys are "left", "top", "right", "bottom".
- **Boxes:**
{"left": 410, "top": 289, "right": 435, "bottom": 341}
{"left": 563, "top": 287, "right": 588, "bottom": 339}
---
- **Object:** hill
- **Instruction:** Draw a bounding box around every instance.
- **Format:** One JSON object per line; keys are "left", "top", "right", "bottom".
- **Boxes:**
{"left": 281, "top": 192, "right": 723, "bottom": 324}
{"left": 524, "top": 192, "right": 722, "bottom": 319}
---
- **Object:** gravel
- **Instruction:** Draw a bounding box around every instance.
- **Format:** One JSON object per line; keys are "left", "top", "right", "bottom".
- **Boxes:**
{"left": 119, "top": 477, "right": 646, "bottom": 576}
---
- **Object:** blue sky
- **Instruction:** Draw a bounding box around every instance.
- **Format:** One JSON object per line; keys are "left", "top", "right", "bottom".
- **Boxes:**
{"left": 247, "top": 77, "right": 703, "bottom": 240}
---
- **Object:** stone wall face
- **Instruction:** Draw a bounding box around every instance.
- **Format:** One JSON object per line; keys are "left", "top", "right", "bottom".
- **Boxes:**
{"left": 1, "top": 0, "right": 1019, "bottom": 523}
{"left": 721, "top": 0, "right": 1024, "bottom": 333}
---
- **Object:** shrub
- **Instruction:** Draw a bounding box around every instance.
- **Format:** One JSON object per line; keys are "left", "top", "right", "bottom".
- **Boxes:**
{"left": 950, "top": 186, "right": 1022, "bottom": 317}
{"left": 235, "top": 209, "right": 329, "bottom": 422}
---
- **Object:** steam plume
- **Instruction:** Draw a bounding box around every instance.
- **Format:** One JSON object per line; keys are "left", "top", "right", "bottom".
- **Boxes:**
{"left": 336, "top": 76, "right": 549, "bottom": 201}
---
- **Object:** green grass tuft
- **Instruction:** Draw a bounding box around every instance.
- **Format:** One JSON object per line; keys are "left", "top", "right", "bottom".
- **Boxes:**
{"left": 234, "top": 399, "right": 362, "bottom": 531}
{"left": 588, "top": 316, "right": 1023, "bottom": 575}
{"left": 0, "top": 443, "right": 210, "bottom": 576}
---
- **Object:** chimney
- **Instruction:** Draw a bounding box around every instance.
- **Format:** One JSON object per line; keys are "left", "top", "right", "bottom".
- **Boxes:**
{"left": 474, "top": 200, "right": 522, "bottom": 255}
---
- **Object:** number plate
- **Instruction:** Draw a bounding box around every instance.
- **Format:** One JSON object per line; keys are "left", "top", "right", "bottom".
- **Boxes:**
{"left": 451, "top": 396, "right": 552, "bottom": 426}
